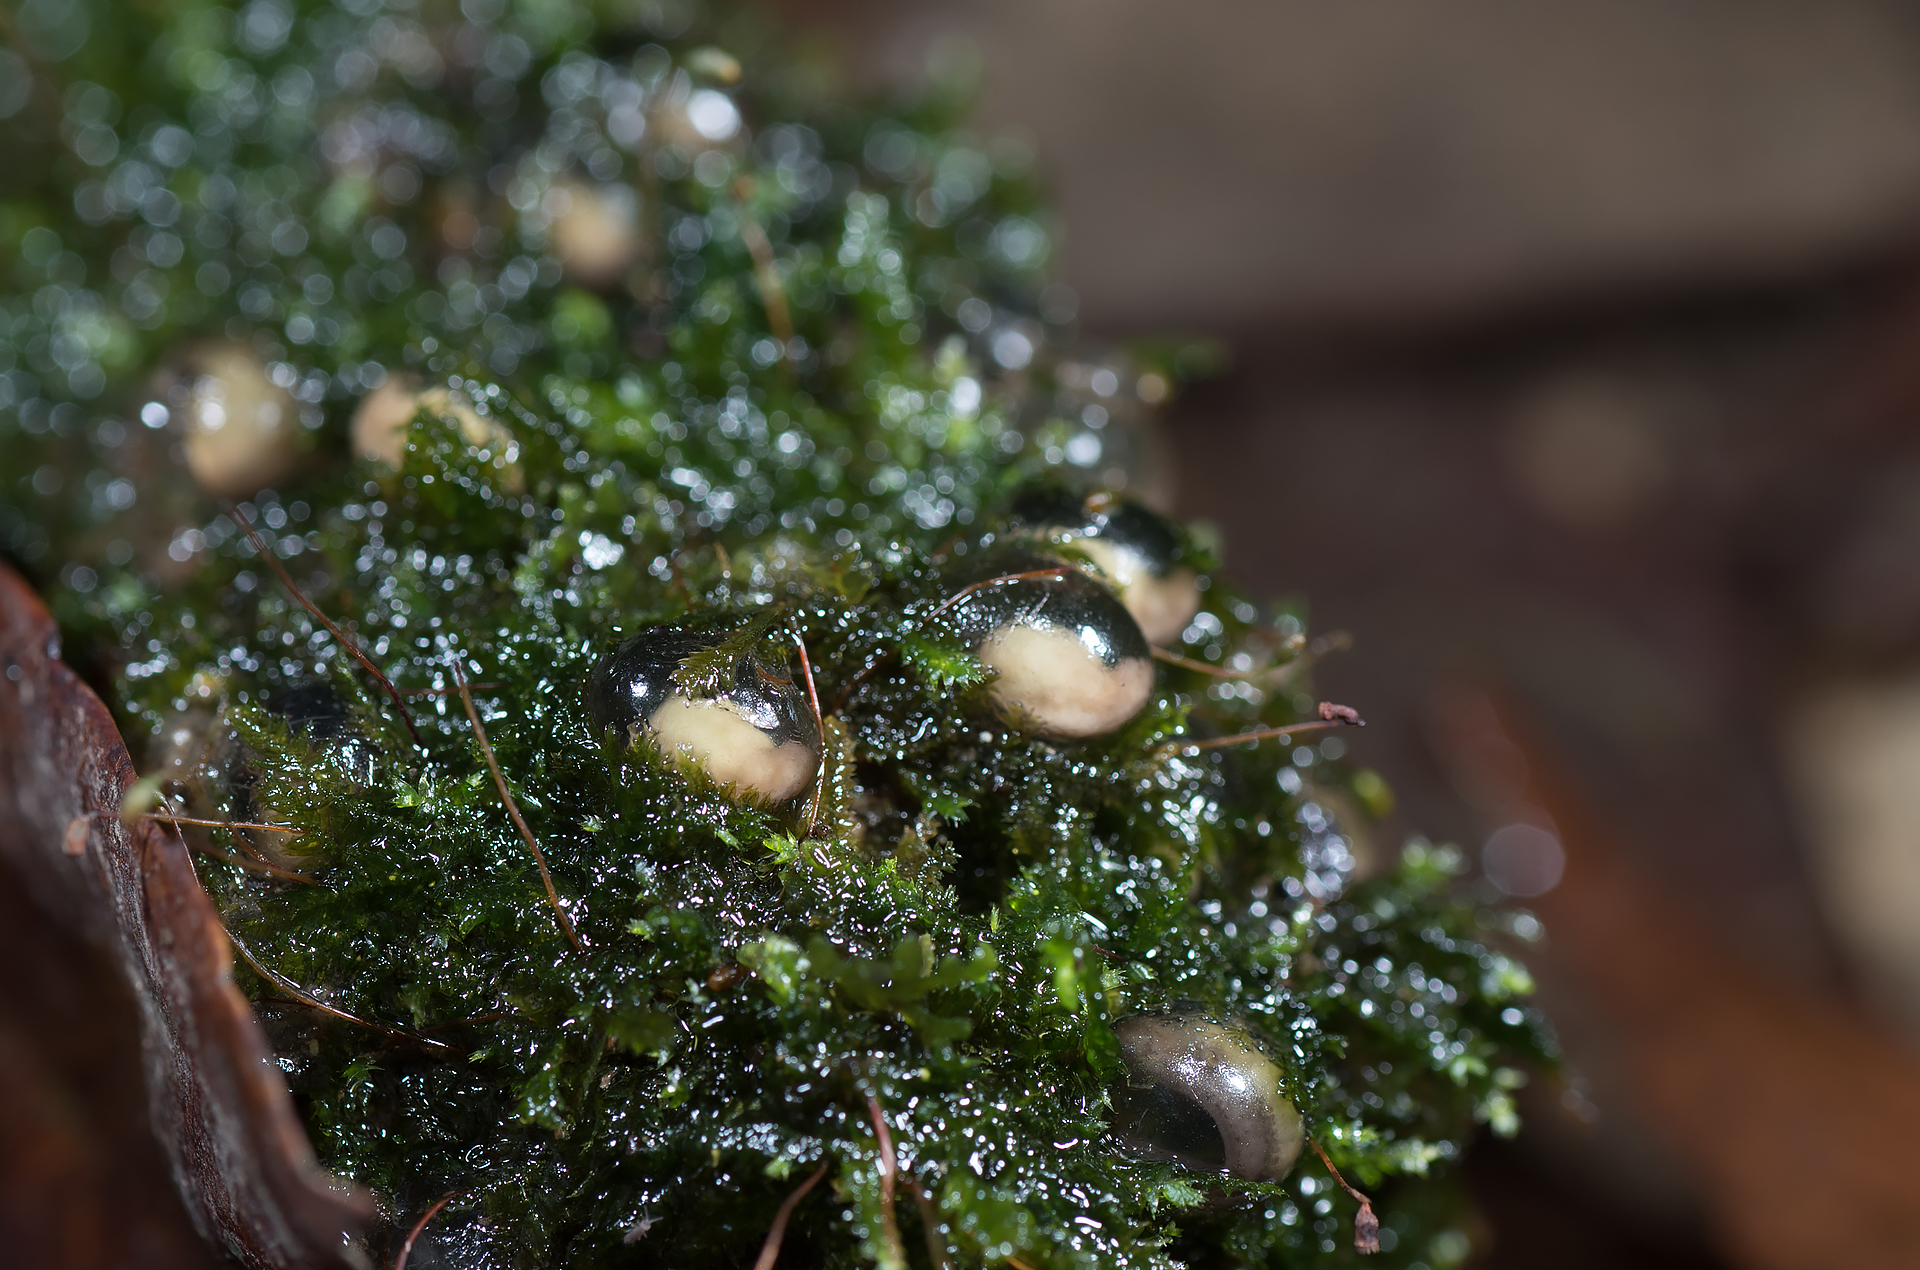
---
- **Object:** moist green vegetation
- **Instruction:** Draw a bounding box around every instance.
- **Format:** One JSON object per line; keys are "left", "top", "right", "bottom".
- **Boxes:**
{"left": 1, "top": 2, "right": 1552, "bottom": 1266}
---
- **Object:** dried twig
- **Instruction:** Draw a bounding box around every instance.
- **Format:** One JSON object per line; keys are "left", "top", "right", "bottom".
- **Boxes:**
{"left": 1151, "top": 647, "right": 1246, "bottom": 677}
{"left": 792, "top": 624, "right": 827, "bottom": 837}
{"left": 865, "top": 1091, "right": 908, "bottom": 1270}
{"left": 1308, "top": 1137, "right": 1381, "bottom": 1254}
{"left": 141, "top": 812, "right": 306, "bottom": 835}
{"left": 737, "top": 203, "right": 794, "bottom": 351}
{"left": 1154, "top": 630, "right": 1343, "bottom": 687}
{"left": 136, "top": 797, "right": 322, "bottom": 885}
{"left": 224, "top": 502, "right": 424, "bottom": 748}
{"left": 226, "top": 817, "right": 318, "bottom": 884}
{"left": 450, "top": 657, "right": 584, "bottom": 953}
{"left": 1158, "top": 702, "right": 1365, "bottom": 756}
{"left": 919, "top": 567, "right": 1073, "bottom": 626}
{"left": 222, "top": 921, "right": 458, "bottom": 1054}
{"left": 752, "top": 1159, "right": 831, "bottom": 1270}
{"left": 141, "top": 803, "right": 315, "bottom": 885}
{"left": 1265, "top": 630, "right": 1350, "bottom": 689}
{"left": 181, "top": 831, "right": 320, "bottom": 886}
{"left": 394, "top": 1190, "right": 462, "bottom": 1270}
{"left": 900, "top": 1176, "right": 952, "bottom": 1270}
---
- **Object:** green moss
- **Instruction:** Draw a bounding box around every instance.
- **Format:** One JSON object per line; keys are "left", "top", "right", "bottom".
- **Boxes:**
{"left": 2, "top": 2, "right": 1552, "bottom": 1266}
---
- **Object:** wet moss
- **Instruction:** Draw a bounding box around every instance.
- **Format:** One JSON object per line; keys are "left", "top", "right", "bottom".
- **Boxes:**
{"left": 2, "top": 3, "right": 1552, "bottom": 1266}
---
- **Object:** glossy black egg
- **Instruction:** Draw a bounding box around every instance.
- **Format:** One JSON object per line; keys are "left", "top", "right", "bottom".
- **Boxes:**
{"left": 1014, "top": 489, "right": 1203, "bottom": 645}
{"left": 183, "top": 680, "right": 378, "bottom": 867}
{"left": 1111, "top": 1011, "right": 1305, "bottom": 1183}
{"left": 945, "top": 548, "right": 1153, "bottom": 739}
{"left": 585, "top": 622, "right": 821, "bottom": 802}
{"left": 268, "top": 681, "right": 379, "bottom": 785}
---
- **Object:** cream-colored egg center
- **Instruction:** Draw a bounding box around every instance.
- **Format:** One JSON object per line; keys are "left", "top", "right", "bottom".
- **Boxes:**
{"left": 351, "top": 382, "right": 514, "bottom": 464}
{"left": 1121, "top": 567, "right": 1202, "bottom": 646}
{"left": 350, "top": 382, "right": 522, "bottom": 491}
{"left": 648, "top": 695, "right": 817, "bottom": 802}
{"left": 979, "top": 624, "right": 1153, "bottom": 739}
{"left": 550, "top": 181, "right": 642, "bottom": 289}
{"left": 1075, "top": 538, "right": 1201, "bottom": 646}
{"left": 181, "top": 345, "right": 297, "bottom": 497}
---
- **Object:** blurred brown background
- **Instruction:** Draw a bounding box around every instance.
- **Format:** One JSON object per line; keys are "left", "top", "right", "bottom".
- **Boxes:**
{"left": 793, "top": 2, "right": 1920, "bottom": 1266}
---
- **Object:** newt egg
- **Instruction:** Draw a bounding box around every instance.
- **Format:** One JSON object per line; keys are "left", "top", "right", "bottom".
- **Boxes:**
{"left": 1112, "top": 1011, "right": 1305, "bottom": 1183}
{"left": 548, "top": 179, "right": 643, "bottom": 290}
{"left": 172, "top": 343, "right": 298, "bottom": 498}
{"left": 155, "top": 682, "right": 373, "bottom": 869}
{"left": 585, "top": 623, "right": 821, "bottom": 802}
{"left": 1019, "top": 490, "right": 1203, "bottom": 645}
{"left": 267, "top": 681, "right": 379, "bottom": 787}
{"left": 350, "top": 377, "right": 519, "bottom": 479}
{"left": 947, "top": 549, "right": 1153, "bottom": 739}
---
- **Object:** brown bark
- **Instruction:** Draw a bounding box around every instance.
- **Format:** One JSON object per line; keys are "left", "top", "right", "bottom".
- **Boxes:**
{"left": 0, "top": 562, "right": 371, "bottom": 1268}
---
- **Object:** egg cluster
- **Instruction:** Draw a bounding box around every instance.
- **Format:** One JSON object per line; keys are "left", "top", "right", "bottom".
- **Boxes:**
{"left": 589, "top": 497, "right": 1190, "bottom": 804}
{"left": 4, "top": 2, "right": 1551, "bottom": 1266}
{"left": 567, "top": 506, "right": 1322, "bottom": 1192}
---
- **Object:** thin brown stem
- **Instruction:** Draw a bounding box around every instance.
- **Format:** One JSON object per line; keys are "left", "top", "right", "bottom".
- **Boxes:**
{"left": 198, "top": 803, "right": 319, "bottom": 878}
{"left": 1153, "top": 645, "right": 1324, "bottom": 685}
{"left": 1158, "top": 703, "right": 1364, "bottom": 756}
{"left": 1163, "top": 721, "right": 1334, "bottom": 754}
{"left": 222, "top": 923, "right": 458, "bottom": 1055}
{"left": 1307, "top": 1137, "right": 1381, "bottom": 1255}
{"left": 400, "top": 683, "right": 499, "bottom": 696}
{"left": 901, "top": 1176, "right": 952, "bottom": 1270}
{"left": 183, "top": 832, "right": 320, "bottom": 886}
{"left": 224, "top": 503, "right": 424, "bottom": 748}
{"left": 394, "top": 1190, "right": 462, "bottom": 1270}
{"left": 738, "top": 208, "right": 794, "bottom": 351}
{"left": 634, "top": 120, "right": 663, "bottom": 298}
{"left": 143, "top": 812, "right": 306, "bottom": 836}
{"left": 752, "top": 1159, "right": 831, "bottom": 1270}
{"left": 1265, "top": 630, "right": 1351, "bottom": 688}
{"left": 226, "top": 822, "right": 320, "bottom": 884}
{"left": 450, "top": 657, "right": 584, "bottom": 954}
{"left": 864, "top": 1091, "right": 907, "bottom": 1270}
{"left": 1152, "top": 647, "right": 1246, "bottom": 677}
{"left": 138, "top": 800, "right": 318, "bottom": 884}
{"left": 919, "top": 567, "right": 1072, "bottom": 626}
{"left": 823, "top": 650, "right": 895, "bottom": 718}
{"left": 792, "top": 625, "right": 827, "bottom": 838}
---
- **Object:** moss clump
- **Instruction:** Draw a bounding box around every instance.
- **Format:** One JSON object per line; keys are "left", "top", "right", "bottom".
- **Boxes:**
{"left": 2, "top": 2, "right": 1552, "bottom": 1266}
